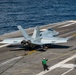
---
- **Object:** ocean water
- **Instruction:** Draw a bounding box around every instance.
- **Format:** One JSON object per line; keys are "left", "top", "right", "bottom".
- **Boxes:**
{"left": 0, "top": 0, "right": 76, "bottom": 35}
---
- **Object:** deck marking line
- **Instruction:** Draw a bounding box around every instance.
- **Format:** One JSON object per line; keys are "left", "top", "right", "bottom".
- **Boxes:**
{"left": 36, "top": 54, "right": 76, "bottom": 75}
{"left": 69, "top": 20, "right": 76, "bottom": 23}
{"left": 0, "top": 56, "right": 22, "bottom": 67}
{"left": 61, "top": 68, "right": 74, "bottom": 75}
{"left": 60, "top": 64, "right": 76, "bottom": 68}
{"left": 59, "top": 22, "right": 75, "bottom": 28}
{"left": 0, "top": 44, "right": 10, "bottom": 48}
{"left": 59, "top": 30, "right": 76, "bottom": 37}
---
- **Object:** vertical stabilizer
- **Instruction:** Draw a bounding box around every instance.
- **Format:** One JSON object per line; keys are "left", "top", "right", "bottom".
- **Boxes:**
{"left": 32, "top": 26, "right": 40, "bottom": 39}
{"left": 18, "top": 26, "right": 30, "bottom": 40}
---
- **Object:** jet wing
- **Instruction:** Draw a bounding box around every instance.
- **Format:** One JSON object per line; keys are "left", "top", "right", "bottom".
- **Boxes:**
{"left": 41, "top": 36, "right": 73, "bottom": 44}
{"left": 0, "top": 37, "right": 24, "bottom": 45}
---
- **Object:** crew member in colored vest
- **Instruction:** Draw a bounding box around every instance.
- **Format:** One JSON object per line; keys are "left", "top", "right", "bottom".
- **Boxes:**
{"left": 42, "top": 58, "right": 49, "bottom": 71}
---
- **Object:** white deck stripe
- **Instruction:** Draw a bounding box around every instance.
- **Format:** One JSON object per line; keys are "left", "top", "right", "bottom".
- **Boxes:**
{"left": 69, "top": 20, "right": 76, "bottom": 23}
{"left": 60, "top": 64, "right": 76, "bottom": 68}
{"left": 61, "top": 68, "right": 74, "bottom": 75}
{"left": 59, "top": 30, "right": 76, "bottom": 37}
{"left": 0, "top": 44, "right": 10, "bottom": 48}
{"left": 36, "top": 54, "right": 76, "bottom": 75}
{"left": 59, "top": 22, "right": 75, "bottom": 28}
{"left": 0, "top": 56, "right": 22, "bottom": 67}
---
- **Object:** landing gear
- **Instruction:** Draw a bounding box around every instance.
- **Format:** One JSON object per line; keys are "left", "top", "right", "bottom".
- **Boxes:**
{"left": 40, "top": 45, "right": 48, "bottom": 51}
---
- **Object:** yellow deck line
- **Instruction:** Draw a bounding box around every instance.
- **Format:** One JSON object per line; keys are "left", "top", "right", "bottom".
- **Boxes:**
{"left": 73, "top": 34, "right": 76, "bottom": 37}
{"left": 27, "top": 50, "right": 37, "bottom": 55}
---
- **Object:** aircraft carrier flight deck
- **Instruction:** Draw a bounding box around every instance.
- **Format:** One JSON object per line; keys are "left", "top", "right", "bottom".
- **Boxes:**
{"left": 0, "top": 20, "right": 76, "bottom": 75}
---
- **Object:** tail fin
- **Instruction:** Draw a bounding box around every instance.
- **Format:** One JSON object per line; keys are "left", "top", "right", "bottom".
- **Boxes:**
{"left": 17, "top": 26, "right": 30, "bottom": 40}
{"left": 32, "top": 26, "right": 40, "bottom": 39}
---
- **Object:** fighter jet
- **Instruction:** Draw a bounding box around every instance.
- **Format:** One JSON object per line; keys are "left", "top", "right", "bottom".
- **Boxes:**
{"left": 0, "top": 26, "right": 72, "bottom": 49}
{"left": 17, "top": 26, "right": 72, "bottom": 49}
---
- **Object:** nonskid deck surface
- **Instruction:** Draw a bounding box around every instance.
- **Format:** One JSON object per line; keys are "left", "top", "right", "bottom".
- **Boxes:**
{"left": 0, "top": 20, "right": 76, "bottom": 75}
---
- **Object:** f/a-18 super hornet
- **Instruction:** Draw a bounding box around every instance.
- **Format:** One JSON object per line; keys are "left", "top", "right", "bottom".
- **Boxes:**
{"left": 0, "top": 25, "right": 72, "bottom": 50}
